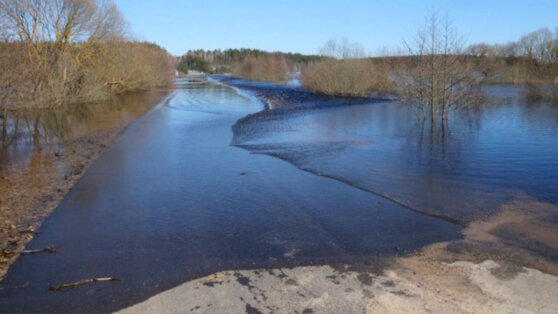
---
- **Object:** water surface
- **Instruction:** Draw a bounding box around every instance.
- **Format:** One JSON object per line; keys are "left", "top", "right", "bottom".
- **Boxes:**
{"left": 229, "top": 82, "right": 558, "bottom": 223}
{"left": 0, "top": 79, "right": 458, "bottom": 313}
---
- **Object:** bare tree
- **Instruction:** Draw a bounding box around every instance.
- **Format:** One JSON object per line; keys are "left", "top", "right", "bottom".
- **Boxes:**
{"left": 399, "top": 12, "right": 481, "bottom": 121}
{"left": 319, "top": 38, "right": 366, "bottom": 59}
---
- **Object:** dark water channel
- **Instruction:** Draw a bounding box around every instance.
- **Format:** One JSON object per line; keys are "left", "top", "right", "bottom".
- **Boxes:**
{"left": 0, "top": 78, "right": 557, "bottom": 312}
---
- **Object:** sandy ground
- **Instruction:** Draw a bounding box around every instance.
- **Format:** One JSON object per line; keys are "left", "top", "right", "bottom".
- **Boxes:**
{"left": 119, "top": 195, "right": 558, "bottom": 314}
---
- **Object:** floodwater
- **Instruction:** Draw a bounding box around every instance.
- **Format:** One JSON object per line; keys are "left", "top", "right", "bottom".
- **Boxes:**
{"left": 0, "top": 90, "right": 171, "bottom": 174}
{"left": 229, "top": 82, "right": 558, "bottom": 223}
{"left": 0, "top": 78, "right": 557, "bottom": 312}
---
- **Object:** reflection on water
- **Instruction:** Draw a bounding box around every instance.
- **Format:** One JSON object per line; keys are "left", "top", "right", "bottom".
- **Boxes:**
{"left": 232, "top": 84, "right": 558, "bottom": 222}
{"left": 167, "top": 79, "right": 262, "bottom": 115}
{"left": 0, "top": 90, "right": 170, "bottom": 175}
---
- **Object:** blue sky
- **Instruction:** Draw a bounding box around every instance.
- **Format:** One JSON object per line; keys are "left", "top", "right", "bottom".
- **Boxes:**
{"left": 114, "top": 0, "right": 558, "bottom": 56}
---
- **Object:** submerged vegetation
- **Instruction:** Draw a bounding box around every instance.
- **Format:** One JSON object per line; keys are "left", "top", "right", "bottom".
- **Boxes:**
{"left": 398, "top": 13, "right": 482, "bottom": 121}
{"left": 0, "top": 0, "right": 174, "bottom": 112}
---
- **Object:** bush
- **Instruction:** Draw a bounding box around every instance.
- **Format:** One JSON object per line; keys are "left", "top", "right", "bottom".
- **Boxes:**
{"left": 300, "top": 38, "right": 393, "bottom": 97}
{"left": 301, "top": 59, "right": 383, "bottom": 97}
{"left": 0, "top": 0, "right": 174, "bottom": 109}
{"left": 232, "top": 54, "right": 289, "bottom": 82}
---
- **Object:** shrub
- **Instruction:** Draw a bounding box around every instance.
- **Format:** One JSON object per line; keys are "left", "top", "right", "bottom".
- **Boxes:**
{"left": 0, "top": 0, "right": 174, "bottom": 109}
{"left": 301, "top": 59, "right": 381, "bottom": 97}
{"left": 300, "top": 38, "right": 392, "bottom": 97}
{"left": 232, "top": 54, "right": 289, "bottom": 82}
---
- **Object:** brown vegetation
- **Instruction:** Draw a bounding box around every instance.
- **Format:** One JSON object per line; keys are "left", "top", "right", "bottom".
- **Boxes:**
{"left": 398, "top": 13, "right": 481, "bottom": 121}
{"left": 0, "top": 0, "right": 174, "bottom": 111}
{"left": 301, "top": 17, "right": 557, "bottom": 107}
{"left": 302, "top": 58, "right": 379, "bottom": 97}
{"left": 467, "top": 28, "right": 558, "bottom": 88}
{"left": 301, "top": 38, "right": 393, "bottom": 97}
{"left": 232, "top": 54, "right": 289, "bottom": 83}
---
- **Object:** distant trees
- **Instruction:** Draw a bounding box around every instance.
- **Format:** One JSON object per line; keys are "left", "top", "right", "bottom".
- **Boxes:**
{"left": 186, "top": 48, "right": 323, "bottom": 66}
{"left": 176, "top": 55, "right": 211, "bottom": 73}
{"left": 399, "top": 12, "right": 480, "bottom": 121}
{"left": 177, "top": 48, "right": 324, "bottom": 75}
{"left": 466, "top": 28, "right": 558, "bottom": 90}
{"left": 177, "top": 60, "right": 188, "bottom": 74}
{"left": 0, "top": 0, "right": 174, "bottom": 110}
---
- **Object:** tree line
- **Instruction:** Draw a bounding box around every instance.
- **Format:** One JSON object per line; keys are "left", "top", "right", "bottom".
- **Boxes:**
{"left": 209, "top": 12, "right": 557, "bottom": 123}
{"left": 177, "top": 48, "right": 323, "bottom": 74}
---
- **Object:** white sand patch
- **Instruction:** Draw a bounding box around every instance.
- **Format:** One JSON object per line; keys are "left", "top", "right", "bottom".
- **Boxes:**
{"left": 117, "top": 259, "right": 558, "bottom": 314}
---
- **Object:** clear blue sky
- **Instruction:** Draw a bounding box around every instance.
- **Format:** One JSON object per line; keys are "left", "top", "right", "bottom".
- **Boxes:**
{"left": 114, "top": 0, "right": 558, "bottom": 56}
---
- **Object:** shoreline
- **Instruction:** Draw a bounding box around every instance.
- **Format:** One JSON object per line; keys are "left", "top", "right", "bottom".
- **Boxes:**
{"left": 118, "top": 256, "right": 558, "bottom": 314}
{"left": 118, "top": 195, "right": 558, "bottom": 313}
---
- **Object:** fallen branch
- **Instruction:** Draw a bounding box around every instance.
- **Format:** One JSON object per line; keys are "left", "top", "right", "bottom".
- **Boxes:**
{"left": 50, "top": 277, "right": 120, "bottom": 292}
{"left": 19, "top": 247, "right": 56, "bottom": 254}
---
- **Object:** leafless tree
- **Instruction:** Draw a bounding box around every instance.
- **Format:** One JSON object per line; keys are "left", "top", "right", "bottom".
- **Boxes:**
{"left": 319, "top": 38, "right": 366, "bottom": 59}
{"left": 399, "top": 12, "right": 481, "bottom": 121}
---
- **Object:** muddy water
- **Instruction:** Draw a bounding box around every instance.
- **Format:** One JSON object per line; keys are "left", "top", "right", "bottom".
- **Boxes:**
{"left": 0, "top": 79, "right": 458, "bottom": 312}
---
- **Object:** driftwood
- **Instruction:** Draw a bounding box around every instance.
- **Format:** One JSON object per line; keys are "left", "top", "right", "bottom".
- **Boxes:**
{"left": 19, "top": 247, "right": 56, "bottom": 254}
{"left": 50, "top": 277, "right": 120, "bottom": 292}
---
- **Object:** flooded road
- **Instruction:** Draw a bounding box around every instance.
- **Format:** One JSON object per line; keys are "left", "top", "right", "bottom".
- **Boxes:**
{"left": 0, "top": 80, "right": 458, "bottom": 312}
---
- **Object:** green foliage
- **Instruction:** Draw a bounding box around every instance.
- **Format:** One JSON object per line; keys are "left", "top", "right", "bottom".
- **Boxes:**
{"left": 179, "top": 49, "right": 324, "bottom": 69}
{"left": 177, "top": 60, "right": 188, "bottom": 74}
{"left": 177, "top": 55, "right": 212, "bottom": 73}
